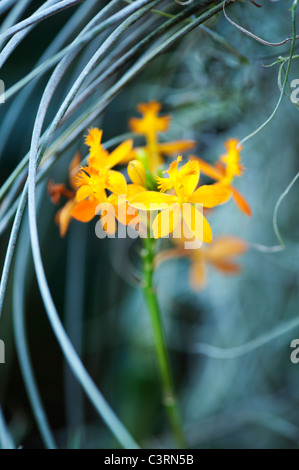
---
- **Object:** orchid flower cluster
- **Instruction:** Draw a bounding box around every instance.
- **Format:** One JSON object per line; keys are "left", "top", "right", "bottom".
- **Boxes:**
{"left": 49, "top": 101, "right": 249, "bottom": 289}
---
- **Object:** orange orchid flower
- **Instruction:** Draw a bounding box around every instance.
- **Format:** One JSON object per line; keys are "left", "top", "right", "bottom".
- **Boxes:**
{"left": 157, "top": 235, "right": 248, "bottom": 290}
{"left": 48, "top": 153, "right": 81, "bottom": 236}
{"left": 187, "top": 236, "right": 248, "bottom": 290}
{"left": 127, "top": 101, "right": 195, "bottom": 173}
{"left": 73, "top": 156, "right": 146, "bottom": 233}
{"left": 71, "top": 128, "right": 133, "bottom": 223}
{"left": 97, "top": 161, "right": 147, "bottom": 235}
{"left": 129, "top": 156, "right": 230, "bottom": 242}
{"left": 194, "top": 139, "right": 251, "bottom": 216}
{"left": 85, "top": 128, "right": 132, "bottom": 178}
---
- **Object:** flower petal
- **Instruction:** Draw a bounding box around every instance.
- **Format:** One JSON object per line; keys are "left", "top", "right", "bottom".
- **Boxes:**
{"left": 69, "top": 153, "right": 81, "bottom": 190}
{"left": 158, "top": 140, "right": 196, "bottom": 155}
{"left": 107, "top": 139, "right": 133, "bottom": 169}
{"left": 76, "top": 185, "right": 92, "bottom": 202}
{"left": 106, "top": 170, "right": 127, "bottom": 195}
{"left": 137, "top": 101, "right": 161, "bottom": 115}
{"left": 126, "top": 184, "right": 146, "bottom": 200}
{"left": 188, "top": 183, "right": 231, "bottom": 207}
{"left": 210, "top": 259, "right": 242, "bottom": 274}
{"left": 152, "top": 204, "right": 181, "bottom": 239}
{"left": 85, "top": 128, "right": 107, "bottom": 169}
{"left": 129, "top": 101, "right": 170, "bottom": 134}
{"left": 167, "top": 156, "right": 182, "bottom": 179}
{"left": 190, "top": 260, "right": 206, "bottom": 290}
{"left": 231, "top": 186, "right": 252, "bottom": 216}
{"left": 127, "top": 160, "right": 146, "bottom": 187}
{"left": 177, "top": 160, "right": 200, "bottom": 199}
{"left": 207, "top": 236, "right": 248, "bottom": 259}
{"left": 182, "top": 203, "right": 212, "bottom": 243}
{"left": 48, "top": 181, "right": 73, "bottom": 204}
{"left": 129, "top": 191, "right": 177, "bottom": 211}
{"left": 156, "top": 176, "right": 175, "bottom": 193}
{"left": 193, "top": 156, "right": 223, "bottom": 181}
{"left": 71, "top": 199, "right": 98, "bottom": 222}
{"left": 55, "top": 199, "right": 76, "bottom": 237}
{"left": 85, "top": 127, "right": 103, "bottom": 149}
{"left": 88, "top": 148, "right": 109, "bottom": 170}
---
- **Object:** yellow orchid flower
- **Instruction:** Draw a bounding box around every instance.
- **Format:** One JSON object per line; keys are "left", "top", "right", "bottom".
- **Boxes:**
{"left": 75, "top": 167, "right": 109, "bottom": 203}
{"left": 73, "top": 157, "right": 146, "bottom": 233}
{"left": 48, "top": 153, "right": 81, "bottom": 237}
{"left": 76, "top": 127, "right": 132, "bottom": 199}
{"left": 71, "top": 169, "right": 124, "bottom": 224}
{"left": 98, "top": 160, "right": 147, "bottom": 235}
{"left": 194, "top": 138, "right": 251, "bottom": 216}
{"left": 220, "top": 139, "right": 244, "bottom": 185}
{"left": 85, "top": 128, "right": 133, "bottom": 173}
{"left": 71, "top": 128, "right": 133, "bottom": 223}
{"left": 127, "top": 101, "right": 195, "bottom": 173}
{"left": 129, "top": 101, "right": 170, "bottom": 135}
{"left": 129, "top": 156, "right": 230, "bottom": 242}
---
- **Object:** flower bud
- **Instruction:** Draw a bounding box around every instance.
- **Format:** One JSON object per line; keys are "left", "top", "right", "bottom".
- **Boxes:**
{"left": 128, "top": 160, "right": 146, "bottom": 187}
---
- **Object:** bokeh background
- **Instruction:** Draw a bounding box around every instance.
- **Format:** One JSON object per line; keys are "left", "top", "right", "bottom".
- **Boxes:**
{"left": 1, "top": 0, "right": 299, "bottom": 449}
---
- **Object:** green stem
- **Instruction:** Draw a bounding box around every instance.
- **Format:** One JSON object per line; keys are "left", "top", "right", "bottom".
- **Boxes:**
{"left": 141, "top": 235, "right": 186, "bottom": 449}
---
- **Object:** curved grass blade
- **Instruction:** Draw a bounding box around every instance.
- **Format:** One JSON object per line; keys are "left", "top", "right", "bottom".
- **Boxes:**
{"left": 0, "top": 408, "right": 15, "bottom": 449}
{"left": 0, "top": 0, "right": 99, "bottom": 158}
{"left": 0, "top": 0, "right": 58, "bottom": 68}
{"left": 0, "top": 0, "right": 85, "bottom": 42}
{"left": 13, "top": 214, "right": 57, "bottom": 449}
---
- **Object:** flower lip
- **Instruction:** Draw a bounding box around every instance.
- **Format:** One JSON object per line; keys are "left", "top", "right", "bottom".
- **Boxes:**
{"left": 129, "top": 157, "right": 230, "bottom": 242}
